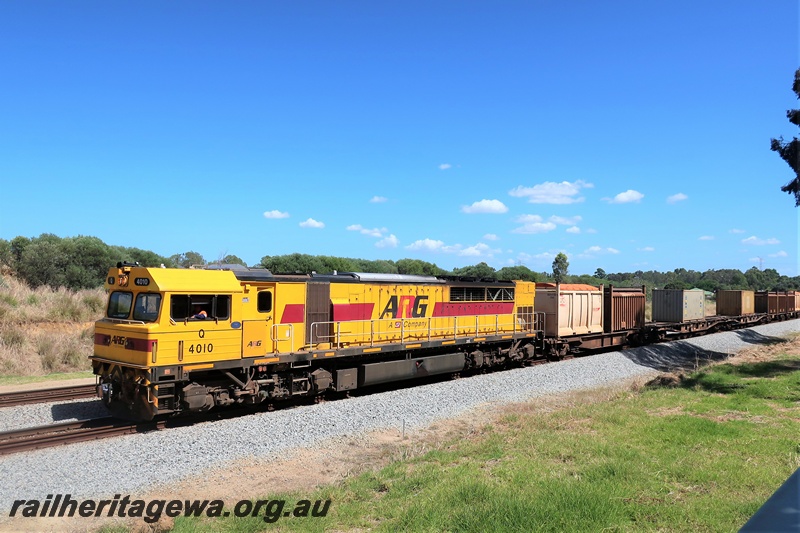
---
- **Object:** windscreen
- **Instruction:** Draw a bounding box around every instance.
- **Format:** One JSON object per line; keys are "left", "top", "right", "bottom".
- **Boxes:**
{"left": 107, "top": 291, "right": 133, "bottom": 319}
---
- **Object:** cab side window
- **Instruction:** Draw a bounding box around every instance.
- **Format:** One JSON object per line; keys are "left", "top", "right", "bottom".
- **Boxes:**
{"left": 257, "top": 291, "right": 273, "bottom": 313}
{"left": 171, "top": 294, "right": 231, "bottom": 321}
{"left": 215, "top": 295, "right": 231, "bottom": 319}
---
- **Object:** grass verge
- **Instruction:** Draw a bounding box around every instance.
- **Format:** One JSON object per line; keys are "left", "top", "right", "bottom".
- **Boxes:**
{"left": 0, "top": 370, "right": 93, "bottom": 387}
{"left": 162, "top": 353, "right": 800, "bottom": 533}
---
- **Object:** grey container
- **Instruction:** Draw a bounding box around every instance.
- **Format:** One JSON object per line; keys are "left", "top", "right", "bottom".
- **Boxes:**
{"left": 652, "top": 289, "right": 705, "bottom": 322}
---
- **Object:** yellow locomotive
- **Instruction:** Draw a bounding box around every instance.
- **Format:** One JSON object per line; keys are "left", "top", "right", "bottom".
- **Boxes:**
{"left": 91, "top": 263, "right": 543, "bottom": 420}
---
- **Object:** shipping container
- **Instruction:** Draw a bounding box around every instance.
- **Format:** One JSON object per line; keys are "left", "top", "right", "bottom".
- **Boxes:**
{"left": 652, "top": 289, "right": 705, "bottom": 322}
{"left": 535, "top": 283, "right": 603, "bottom": 337}
{"left": 788, "top": 291, "right": 797, "bottom": 313}
{"left": 755, "top": 291, "right": 791, "bottom": 314}
{"left": 603, "top": 286, "right": 646, "bottom": 332}
{"left": 716, "top": 290, "right": 755, "bottom": 316}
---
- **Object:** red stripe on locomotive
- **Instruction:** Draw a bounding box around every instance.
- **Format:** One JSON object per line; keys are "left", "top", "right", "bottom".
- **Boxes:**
{"left": 333, "top": 303, "right": 375, "bottom": 321}
{"left": 433, "top": 302, "right": 515, "bottom": 317}
{"left": 280, "top": 304, "right": 305, "bottom": 323}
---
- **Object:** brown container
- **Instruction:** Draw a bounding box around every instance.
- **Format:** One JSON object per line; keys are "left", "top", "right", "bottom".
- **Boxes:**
{"left": 788, "top": 291, "right": 797, "bottom": 313}
{"left": 755, "top": 291, "right": 789, "bottom": 314}
{"left": 603, "top": 285, "right": 645, "bottom": 332}
{"left": 716, "top": 290, "right": 755, "bottom": 316}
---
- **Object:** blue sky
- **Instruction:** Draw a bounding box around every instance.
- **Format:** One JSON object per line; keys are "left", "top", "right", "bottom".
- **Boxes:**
{"left": 1, "top": 1, "right": 798, "bottom": 275}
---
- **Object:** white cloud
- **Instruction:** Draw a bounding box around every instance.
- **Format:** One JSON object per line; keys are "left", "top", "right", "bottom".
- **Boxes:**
{"left": 405, "top": 238, "right": 498, "bottom": 258}
{"left": 742, "top": 236, "right": 780, "bottom": 246}
{"left": 549, "top": 215, "right": 582, "bottom": 226}
{"left": 299, "top": 218, "right": 325, "bottom": 229}
{"left": 605, "top": 190, "right": 644, "bottom": 204}
{"left": 346, "top": 224, "right": 386, "bottom": 238}
{"left": 666, "top": 193, "right": 688, "bottom": 204}
{"left": 263, "top": 210, "right": 289, "bottom": 219}
{"left": 729, "top": 228, "right": 745, "bottom": 234}
{"left": 406, "top": 239, "right": 446, "bottom": 252}
{"left": 509, "top": 180, "right": 593, "bottom": 204}
{"left": 516, "top": 214, "right": 543, "bottom": 223}
{"left": 769, "top": 250, "right": 788, "bottom": 257}
{"left": 369, "top": 196, "right": 387, "bottom": 203}
{"left": 461, "top": 199, "right": 508, "bottom": 214}
{"left": 698, "top": 235, "right": 714, "bottom": 241}
{"left": 459, "top": 243, "right": 492, "bottom": 257}
{"left": 512, "top": 221, "right": 557, "bottom": 234}
{"left": 586, "top": 228, "right": 598, "bottom": 234}
{"left": 375, "top": 234, "right": 398, "bottom": 248}
{"left": 566, "top": 226, "right": 581, "bottom": 234}
{"left": 638, "top": 246, "right": 655, "bottom": 252}
{"left": 579, "top": 246, "right": 620, "bottom": 258}
{"left": 439, "top": 163, "right": 452, "bottom": 170}
{"left": 483, "top": 234, "right": 499, "bottom": 241}
{"left": 516, "top": 251, "right": 556, "bottom": 264}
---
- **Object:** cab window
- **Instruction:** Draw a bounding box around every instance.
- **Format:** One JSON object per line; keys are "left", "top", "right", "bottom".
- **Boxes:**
{"left": 171, "top": 295, "right": 230, "bottom": 321}
{"left": 107, "top": 291, "right": 133, "bottom": 319}
{"left": 133, "top": 293, "right": 162, "bottom": 322}
{"left": 257, "top": 291, "right": 273, "bottom": 313}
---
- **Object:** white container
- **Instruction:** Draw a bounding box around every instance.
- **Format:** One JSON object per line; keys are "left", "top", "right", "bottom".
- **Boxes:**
{"left": 534, "top": 283, "right": 603, "bottom": 337}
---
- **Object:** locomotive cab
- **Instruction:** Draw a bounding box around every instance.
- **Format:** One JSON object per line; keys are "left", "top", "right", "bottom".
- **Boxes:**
{"left": 91, "top": 264, "right": 244, "bottom": 420}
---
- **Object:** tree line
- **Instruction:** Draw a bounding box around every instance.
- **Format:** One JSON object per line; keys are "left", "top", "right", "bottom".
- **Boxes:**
{"left": 1, "top": 234, "right": 798, "bottom": 293}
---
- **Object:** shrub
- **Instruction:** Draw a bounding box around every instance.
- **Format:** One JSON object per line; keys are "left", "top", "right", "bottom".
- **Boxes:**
{"left": 0, "top": 293, "right": 18, "bottom": 307}
{"left": 49, "top": 292, "right": 85, "bottom": 322}
{"left": 36, "top": 336, "right": 59, "bottom": 372}
{"left": 0, "top": 325, "right": 25, "bottom": 348}
{"left": 82, "top": 293, "right": 105, "bottom": 314}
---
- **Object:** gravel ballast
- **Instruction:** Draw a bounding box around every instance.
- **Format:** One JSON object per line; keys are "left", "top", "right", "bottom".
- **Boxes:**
{"left": 0, "top": 319, "right": 797, "bottom": 511}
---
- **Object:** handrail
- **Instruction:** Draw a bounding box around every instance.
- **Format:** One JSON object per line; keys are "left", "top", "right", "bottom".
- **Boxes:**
{"left": 270, "top": 323, "right": 294, "bottom": 353}
{"left": 308, "top": 312, "right": 543, "bottom": 349}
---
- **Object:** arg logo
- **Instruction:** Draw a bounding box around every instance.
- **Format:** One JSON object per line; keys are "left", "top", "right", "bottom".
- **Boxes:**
{"left": 380, "top": 295, "right": 429, "bottom": 319}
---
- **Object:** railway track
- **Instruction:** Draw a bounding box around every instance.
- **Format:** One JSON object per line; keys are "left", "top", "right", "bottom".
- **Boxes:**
{"left": 0, "top": 417, "right": 161, "bottom": 456}
{"left": 0, "top": 403, "right": 273, "bottom": 456}
{"left": 0, "top": 384, "right": 97, "bottom": 408}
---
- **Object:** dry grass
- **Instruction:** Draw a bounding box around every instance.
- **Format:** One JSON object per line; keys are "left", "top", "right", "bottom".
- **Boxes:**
{"left": 0, "top": 275, "right": 103, "bottom": 375}
{"left": 728, "top": 332, "right": 800, "bottom": 363}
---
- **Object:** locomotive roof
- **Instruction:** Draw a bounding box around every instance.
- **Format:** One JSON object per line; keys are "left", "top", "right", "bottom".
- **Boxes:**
{"left": 205, "top": 265, "right": 513, "bottom": 286}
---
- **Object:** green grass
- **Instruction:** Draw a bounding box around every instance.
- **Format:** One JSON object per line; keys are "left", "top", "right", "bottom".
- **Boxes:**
{"left": 160, "top": 354, "right": 800, "bottom": 533}
{"left": 0, "top": 370, "right": 93, "bottom": 386}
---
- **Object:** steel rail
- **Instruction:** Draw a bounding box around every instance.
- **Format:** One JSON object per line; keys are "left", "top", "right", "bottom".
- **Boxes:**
{"left": 0, "top": 406, "right": 259, "bottom": 456}
{"left": 0, "top": 384, "right": 97, "bottom": 408}
{"left": 0, "top": 417, "right": 163, "bottom": 456}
